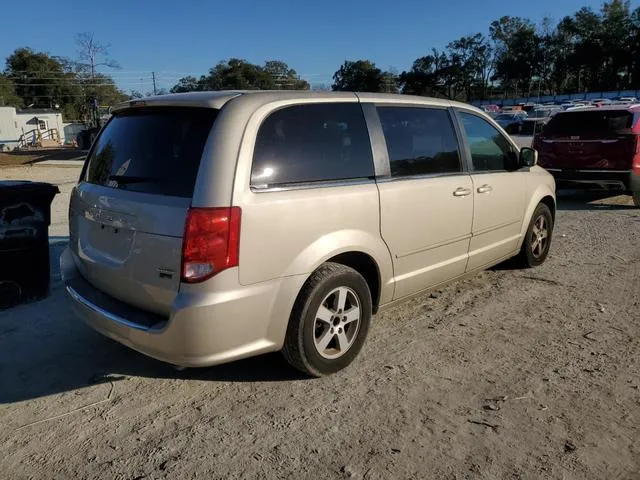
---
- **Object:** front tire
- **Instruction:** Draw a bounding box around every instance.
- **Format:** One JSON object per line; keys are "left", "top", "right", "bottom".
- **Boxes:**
{"left": 282, "top": 263, "right": 372, "bottom": 377}
{"left": 515, "top": 203, "right": 554, "bottom": 268}
{"left": 633, "top": 192, "right": 640, "bottom": 208}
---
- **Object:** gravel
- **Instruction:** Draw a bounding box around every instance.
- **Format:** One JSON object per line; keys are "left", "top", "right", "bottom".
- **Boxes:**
{"left": 1, "top": 166, "right": 639, "bottom": 479}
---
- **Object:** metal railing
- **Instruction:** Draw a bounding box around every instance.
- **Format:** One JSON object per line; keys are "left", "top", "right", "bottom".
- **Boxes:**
{"left": 16, "top": 128, "right": 60, "bottom": 149}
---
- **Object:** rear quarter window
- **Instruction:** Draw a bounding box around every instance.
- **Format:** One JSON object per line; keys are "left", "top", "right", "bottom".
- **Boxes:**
{"left": 251, "top": 103, "right": 374, "bottom": 188}
{"left": 84, "top": 107, "right": 218, "bottom": 198}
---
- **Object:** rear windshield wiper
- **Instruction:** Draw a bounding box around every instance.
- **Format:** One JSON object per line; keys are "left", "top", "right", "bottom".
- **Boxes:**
{"left": 107, "top": 175, "right": 163, "bottom": 184}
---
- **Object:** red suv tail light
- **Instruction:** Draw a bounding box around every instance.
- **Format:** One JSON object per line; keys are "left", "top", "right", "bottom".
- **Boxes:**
{"left": 633, "top": 136, "right": 640, "bottom": 174}
{"left": 181, "top": 207, "right": 241, "bottom": 283}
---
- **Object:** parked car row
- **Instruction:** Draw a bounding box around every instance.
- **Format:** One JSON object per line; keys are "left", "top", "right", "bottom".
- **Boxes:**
{"left": 494, "top": 106, "right": 563, "bottom": 136}
{"left": 481, "top": 97, "right": 639, "bottom": 117}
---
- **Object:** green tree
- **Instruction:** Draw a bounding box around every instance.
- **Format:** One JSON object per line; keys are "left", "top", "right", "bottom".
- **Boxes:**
{"left": 332, "top": 60, "right": 386, "bottom": 92}
{"left": 170, "top": 59, "right": 309, "bottom": 92}
{"left": 399, "top": 50, "right": 449, "bottom": 96}
{"left": 380, "top": 68, "right": 399, "bottom": 93}
{"left": 599, "top": 0, "right": 633, "bottom": 89}
{"left": 551, "top": 2, "right": 635, "bottom": 93}
{"left": 4, "top": 47, "right": 126, "bottom": 121}
{"left": 5, "top": 48, "right": 73, "bottom": 108}
{"left": 0, "top": 75, "right": 21, "bottom": 107}
{"left": 170, "top": 75, "right": 203, "bottom": 93}
{"left": 490, "top": 16, "right": 541, "bottom": 97}
{"left": 445, "top": 33, "right": 493, "bottom": 100}
{"left": 264, "top": 60, "right": 309, "bottom": 90}
{"left": 559, "top": 7, "right": 606, "bottom": 92}
{"left": 202, "top": 58, "right": 273, "bottom": 90}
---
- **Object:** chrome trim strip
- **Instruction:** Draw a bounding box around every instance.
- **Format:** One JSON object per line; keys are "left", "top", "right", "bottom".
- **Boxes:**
{"left": 546, "top": 169, "right": 631, "bottom": 173}
{"left": 468, "top": 168, "right": 528, "bottom": 175}
{"left": 554, "top": 180, "right": 627, "bottom": 187}
{"left": 542, "top": 139, "right": 620, "bottom": 144}
{"left": 66, "top": 285, "right": 151, "bottom": 332}
{"left": 250, "top": 178, "right": 375, "bottom": 193}
{"left": 375, "top": 171, "right": 470, "bottom": 183}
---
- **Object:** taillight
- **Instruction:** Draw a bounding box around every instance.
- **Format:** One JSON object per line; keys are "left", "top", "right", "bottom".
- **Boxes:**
{"left": 181, "top": 207, "right": 241, "bottom": 283}
{"left": 634, "top": 136, "right": 640, "bottom": 174}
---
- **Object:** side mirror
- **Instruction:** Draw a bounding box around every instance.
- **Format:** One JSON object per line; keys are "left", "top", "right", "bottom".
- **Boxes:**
{"left": 519, "top": 147, "right": 538, "bottom": 167}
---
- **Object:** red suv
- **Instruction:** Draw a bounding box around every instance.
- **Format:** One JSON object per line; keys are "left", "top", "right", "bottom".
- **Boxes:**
{"left": 534, "top": 105, "right": 640, "bottom": 207}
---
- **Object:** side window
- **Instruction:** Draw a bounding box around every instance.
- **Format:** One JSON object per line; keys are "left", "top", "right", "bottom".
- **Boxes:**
{"left": 251, "top": 103, "right": 374, "bottom": 187}
{"left": 459, "top": 112, "right": 518, "bottom": 172}
{"left": 377, "top": 106, "right": 461, "bottom": 177}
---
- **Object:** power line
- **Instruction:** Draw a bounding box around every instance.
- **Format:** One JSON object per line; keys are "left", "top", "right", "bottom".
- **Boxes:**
{"left": 8, "top": 76, "right": 153, "bottom": 81}
{"left": 7, "top": 69, "right": 159, "bottom": 74}
{"left": 12, "top": 82, "right": 150, "bottom": 87}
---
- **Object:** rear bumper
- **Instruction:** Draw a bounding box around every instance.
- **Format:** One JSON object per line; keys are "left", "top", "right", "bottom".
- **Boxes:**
{"left": 545, "top": 168, "right": 637, "bottom": 192}
{"left": 61, "top": 247, "right": 305, "bottom": 367}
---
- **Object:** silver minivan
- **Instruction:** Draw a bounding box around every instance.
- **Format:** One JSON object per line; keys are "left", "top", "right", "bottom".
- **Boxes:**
{"left": 62, "top": 91, "right": 556, "bottom": 376}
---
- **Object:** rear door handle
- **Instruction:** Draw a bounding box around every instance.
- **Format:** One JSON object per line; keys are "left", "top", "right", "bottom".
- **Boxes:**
{"left": 453, "top": 187, "right": 472, "bottom": 197}
{"left": 477, "top": 185, "right": 493, "bottom": 194}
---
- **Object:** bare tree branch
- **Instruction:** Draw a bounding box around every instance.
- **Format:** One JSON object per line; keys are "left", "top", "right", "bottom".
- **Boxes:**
{"left": 75, "top": 32, "right": 120, "bottom": 78}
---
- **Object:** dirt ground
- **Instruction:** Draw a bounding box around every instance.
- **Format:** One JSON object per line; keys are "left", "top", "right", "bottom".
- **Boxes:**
{"left": 0, "top": 166, "right": 638, "bottom": 480}
{"left": 0, "top": 149, "right": 86, "bottom": 167}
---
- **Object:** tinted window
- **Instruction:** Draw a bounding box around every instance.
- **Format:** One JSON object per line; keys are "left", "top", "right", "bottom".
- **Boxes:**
{"left": 377, "top": 107, "right": 461, "bottom": 177}
{"left": 85, "top": 108, "right": 217, "bottom": 198}
{"left": 519, "top": 119, "right": 546, "bottom": 136}
{"left": 459, "top": 112, "right": 518, "bottom": 172}
{"left": 251, "top": 103, "right": 374, "bottom": 187}
{"left": 544, "top": 110, "right": 635, "bottom": 138}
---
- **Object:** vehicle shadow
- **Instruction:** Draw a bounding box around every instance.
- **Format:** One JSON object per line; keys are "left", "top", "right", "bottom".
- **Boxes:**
{"left": 556, "top": 190, "right": 637, "bottom": 211}
{"left": 1, "top": 239, "right": 307, "bottom": 405}
{"left": 0, "top": 294, "right": 307, "bottom": 405}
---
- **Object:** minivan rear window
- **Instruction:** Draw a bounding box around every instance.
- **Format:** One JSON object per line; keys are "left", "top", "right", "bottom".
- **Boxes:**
{"left": 544, "top": 110, "right": 636, "bottom": 138}
{"left": 84, "top": 107, "right": 217, "bottom": 198}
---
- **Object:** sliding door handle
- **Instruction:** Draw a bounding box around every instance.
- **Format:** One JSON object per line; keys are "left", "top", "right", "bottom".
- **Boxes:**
{"left": 453, "top": 187, "right": 472, "bottom": 197}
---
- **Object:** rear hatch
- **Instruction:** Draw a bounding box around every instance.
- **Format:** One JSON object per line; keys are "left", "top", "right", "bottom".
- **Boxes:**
{"left": 536, "top": 109, "right": 638, "bottom": 170}
{"left": 69, "top": 107, "right": 218, "bottom": 316}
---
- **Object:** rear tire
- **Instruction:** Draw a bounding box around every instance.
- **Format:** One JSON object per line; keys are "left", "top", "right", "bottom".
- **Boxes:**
{"left": 514, "top": 203, "right": 554, "bottom": 268}
{"left": 282, "top": 262, "right": 372, "bottom": 377}
{"left": 633, "top": 192, "right": 640, "bottom": 208}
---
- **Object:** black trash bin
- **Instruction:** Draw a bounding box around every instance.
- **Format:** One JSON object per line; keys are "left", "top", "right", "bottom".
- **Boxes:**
{"left": 0, "top": 181, "right": 60, "bottom": 308}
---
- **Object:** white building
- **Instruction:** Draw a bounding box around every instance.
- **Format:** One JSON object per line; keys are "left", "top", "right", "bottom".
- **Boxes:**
{"left": 0, "top": 106, "right": 66, "bottom": 151}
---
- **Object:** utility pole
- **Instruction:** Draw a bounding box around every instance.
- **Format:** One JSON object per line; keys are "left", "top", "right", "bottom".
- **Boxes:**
{"left": 152, "top": 72, "right": 157, "bottom": 95}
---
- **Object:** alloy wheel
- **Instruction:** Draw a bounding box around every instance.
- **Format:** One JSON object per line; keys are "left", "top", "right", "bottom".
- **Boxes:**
{"left": 531, "top": 214, "right": 549, "bottom": 259}
{"left": 313, "top": 287, "right": 361, "bottom": 359}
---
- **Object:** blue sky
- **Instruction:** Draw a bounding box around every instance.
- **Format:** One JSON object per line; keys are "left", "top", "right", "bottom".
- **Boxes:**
{"left": 0, "top": 0, "right": 629, "bottom": 93}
